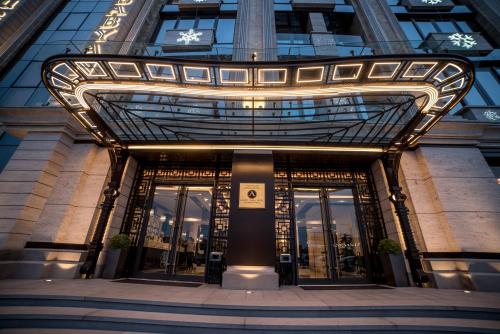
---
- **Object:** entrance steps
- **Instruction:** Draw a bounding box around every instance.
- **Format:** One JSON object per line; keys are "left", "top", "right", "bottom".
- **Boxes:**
{"left": 1, "top": 294, "right": 499, "bottom": 333}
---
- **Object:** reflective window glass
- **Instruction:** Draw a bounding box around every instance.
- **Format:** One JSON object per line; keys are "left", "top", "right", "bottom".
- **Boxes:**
{"left": 216, "top": 19, "right": 235, "bottom": 44}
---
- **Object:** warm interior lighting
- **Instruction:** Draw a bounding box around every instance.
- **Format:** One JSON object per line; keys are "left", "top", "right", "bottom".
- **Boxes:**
{"left": 368, "top": 62, "right": 401, "bottom": 79}
{"left": 52, "top": 63, "right": 79, "bottom": 81}
{"left": 433, "top": 63, "right": 463, "bottom": 83}
{"left": 219, "top": 68, "right": 249, "bottom": 84}
{"left": 75, "top": 61, "right": 108, "bottom": 77}
{"left": 258, "top": 68, "right": 287, "bottom": 84}
{"left": 127, "top": 144, "right": 384, "bottom": 153}
{"left": 108, "top": 62, "right": 142, "bottom": 78}
{"left": 296, "top": 66, "right": 324, "bottom": 83}
{"left": 402, "top": 61, "right": 438, "bottom": 79}
{"left": 51, "top": 76, "right": 72, "bottom": 90}
{"left": 183, "top": 66, "right": 211, "bottom": 83}
{"left": 415, "top": 114, "right": 435, "bottom": 131}
{"left": 72, "top": 82, "right": 439, "bottom": 112}
{"left": 146, "top": 63, "right": 176, "bottom": 80}
{"left": 60, "top": 92, "right": 80, "bottom": 106}
{"left": 332, "top": 64, "right": 363, "bottom": 80}
{"left": 432, "top": 94, "right": 456, "bottom": 110}
{"left": 442, "top": 77, "right": 465, "bottom": 92}
{"left": 78, "top": 111, "right": 97, "bottom": 128}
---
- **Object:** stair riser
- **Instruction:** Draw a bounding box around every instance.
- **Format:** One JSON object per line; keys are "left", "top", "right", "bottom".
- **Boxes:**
{"left": 1, "top": 318, "right": 499, "bottom": 334}
{"left": 0, "top": 298, "right": 499, "bottom": 321}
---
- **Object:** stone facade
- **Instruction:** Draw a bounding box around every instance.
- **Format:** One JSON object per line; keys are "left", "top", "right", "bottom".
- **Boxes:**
{"left": 0, "top": 0, "right": 498, "bottom": 292}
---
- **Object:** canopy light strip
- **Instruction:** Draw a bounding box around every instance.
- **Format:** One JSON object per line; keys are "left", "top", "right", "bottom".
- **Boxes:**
{"left": 127, "top": 144, "right": 384, "bottom": 153}
{"left": 74, "top": 82, "right": 439, "bottom": 112}
{"left": 42, "top": 54, "right": 474, "bottom": 150}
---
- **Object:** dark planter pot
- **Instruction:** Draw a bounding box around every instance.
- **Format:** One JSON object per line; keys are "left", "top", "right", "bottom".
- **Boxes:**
{"left": 380, "top": 253, "right": 409, "bottom": 287}
{"left": 102, "top": 249, "right": 129, "bottom": 279}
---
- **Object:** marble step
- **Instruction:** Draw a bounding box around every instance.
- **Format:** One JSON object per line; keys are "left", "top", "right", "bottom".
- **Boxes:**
{"left": 1, "top": 294, "right": 499, "bottom": 320}
{"left": 0, "top": 306, "right": 500, "bottom": 333}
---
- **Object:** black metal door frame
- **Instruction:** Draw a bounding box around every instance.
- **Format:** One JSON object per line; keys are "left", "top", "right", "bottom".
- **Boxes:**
{"left": 120, "top": 159, "right": 231, "bottom": 283}
{"left": 275, "top": 165, "right": 386, "bottom": 285}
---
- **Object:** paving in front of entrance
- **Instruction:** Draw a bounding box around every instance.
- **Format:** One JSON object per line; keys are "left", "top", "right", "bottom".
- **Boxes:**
{"left": 0, "top": 279, "right": 499, "bottom": 333}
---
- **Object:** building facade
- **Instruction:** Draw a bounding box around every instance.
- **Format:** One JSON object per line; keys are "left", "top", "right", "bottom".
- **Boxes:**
{"left": 0, "top": 0, "right": 499, "bottom": 291}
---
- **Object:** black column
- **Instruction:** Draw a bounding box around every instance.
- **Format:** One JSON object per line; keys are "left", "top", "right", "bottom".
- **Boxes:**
{"left": 226, "top": 152, "right": 275, "bottom": 266}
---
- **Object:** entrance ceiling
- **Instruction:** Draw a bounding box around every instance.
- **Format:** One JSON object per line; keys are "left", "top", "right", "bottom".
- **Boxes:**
{"left": 42, "top": 54, "right": 473, "bottom": 153}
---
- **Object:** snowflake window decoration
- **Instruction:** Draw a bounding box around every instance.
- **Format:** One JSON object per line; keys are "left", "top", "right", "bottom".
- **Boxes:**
{"left": 448, "top": 33, "right": 477, "bottom": 49}
{"left": 177, "top": 29, "right": 203, "bottom": 45}
{"left": 421, "top": 0, "right": 442, "bottom": 4}
{"left": 193, "top": 0, "right": 206, "bottom": 2}
{"left": 484, "top": 110, "right": 500, "bottom": 121}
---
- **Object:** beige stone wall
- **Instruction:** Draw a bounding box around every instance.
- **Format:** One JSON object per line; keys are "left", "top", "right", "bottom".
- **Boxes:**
{"left": 0, "top": 131, "right": 73, "bottom": 250}
{"left": 401, "top": 147, "right": 500, "bottom": 253}
{"left": 30, "top": 144, "right": 110, "bottom": 245}
{"left": 0, "top": 130, "right": 112, "bottom": 278}
{"left": 400, "top": 146, "right": 500, "bottom": 290}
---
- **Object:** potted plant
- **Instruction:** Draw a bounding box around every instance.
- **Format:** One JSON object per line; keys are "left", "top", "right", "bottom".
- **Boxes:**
{"left": 102, "top": 234, "right": 131, "bottom": 279}
{"left": 377, "top": 238, "right": 409, "bottom": 287}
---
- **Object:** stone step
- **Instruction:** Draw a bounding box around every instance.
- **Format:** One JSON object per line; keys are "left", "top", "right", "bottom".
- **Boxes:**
{"left": 0, "top": 306, "right": 500, "bottom": 333}
{"left": 1, "top": 294, "right": 499, "bottom": 320}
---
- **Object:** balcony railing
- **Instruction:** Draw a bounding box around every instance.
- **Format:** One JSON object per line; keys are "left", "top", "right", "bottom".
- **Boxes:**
{"left": 25, "top": 38, "right": 496, "bottom": 62}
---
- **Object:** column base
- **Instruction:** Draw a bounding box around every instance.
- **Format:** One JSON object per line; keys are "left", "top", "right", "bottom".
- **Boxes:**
{"left": 222, "top": 265, "right": 279, "bottom": 290}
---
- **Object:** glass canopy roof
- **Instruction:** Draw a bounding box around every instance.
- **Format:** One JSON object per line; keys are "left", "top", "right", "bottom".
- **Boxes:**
{"left": 42, "top": 54, "right": 473, "bottom": 153}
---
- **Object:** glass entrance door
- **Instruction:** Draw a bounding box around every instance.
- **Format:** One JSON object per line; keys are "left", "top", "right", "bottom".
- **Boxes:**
{"left": 294, "top": 189, "right": 330, "bottom": 280}
{"left": 328, "top": 189, "right": 367, "bottom": 282}
{"left": 173, "top": 186, "right": 212, "bottom": 278}
{"left": 137, "top": 185, "right": 213, "bottom": 281}
{"left": 294, "top": 188, "right": 367, "bottom": 283}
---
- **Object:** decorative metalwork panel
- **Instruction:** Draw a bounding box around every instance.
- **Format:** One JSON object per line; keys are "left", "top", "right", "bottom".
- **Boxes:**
{"left": 121, "top": 160, "right": 231, "bottom": 283}
{"left": 208, "top": 168, "right": 231, "bottom": 257}
{"left": 121, "top": 166, "right": 156, "bottom": 245}
{"left": 275, "top": 169, "right": 296, "bottom": 285}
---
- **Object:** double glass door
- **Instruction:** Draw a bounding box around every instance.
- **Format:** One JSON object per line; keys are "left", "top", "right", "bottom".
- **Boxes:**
{"left": 294, "top": 188, "right": 367, "bottom": 283}
{"left": 138, "top": 185, "right": 212, "bottom": 280}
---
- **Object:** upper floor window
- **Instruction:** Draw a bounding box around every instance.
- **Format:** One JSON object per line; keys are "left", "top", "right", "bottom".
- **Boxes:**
{"left": 154, "top": 16, "right": 236, "bottom": 45}
{"left": 399, "top": 19, "right": 474, "bottom": 43}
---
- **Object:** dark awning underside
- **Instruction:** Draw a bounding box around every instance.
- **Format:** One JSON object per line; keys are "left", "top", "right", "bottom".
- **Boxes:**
{"left": 43, "top": 54, "right": 473, "bottom": 153}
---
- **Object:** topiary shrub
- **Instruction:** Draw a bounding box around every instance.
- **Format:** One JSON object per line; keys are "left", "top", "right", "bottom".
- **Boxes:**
{"left": 377, "top": 238, "right": 402, "bottom": 255}
{"left": 109, "top": 234, "right": 131, "bottom": 250}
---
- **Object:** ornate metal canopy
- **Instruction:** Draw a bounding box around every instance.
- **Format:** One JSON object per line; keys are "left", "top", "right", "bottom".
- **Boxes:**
{"left": 42, "top": 54, "right": 473, "bottom": 153}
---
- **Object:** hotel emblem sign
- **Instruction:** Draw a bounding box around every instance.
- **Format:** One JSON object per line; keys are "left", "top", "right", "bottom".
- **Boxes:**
{"left": 239, "top": 183, "right": 266, "bottom": 209}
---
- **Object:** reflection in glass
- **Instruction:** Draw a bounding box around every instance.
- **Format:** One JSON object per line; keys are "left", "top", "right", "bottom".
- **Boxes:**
{"left": 175, "top": 187, "right": 212, "bottom": 277}
{"left": 294, "top": 190, "right": 328, "bottom": 279}
{"left": 141, "top": 186, "right": 179, "bottom": 273}
{"left": 328, "top": 189, "right": 366, "bottom": 280}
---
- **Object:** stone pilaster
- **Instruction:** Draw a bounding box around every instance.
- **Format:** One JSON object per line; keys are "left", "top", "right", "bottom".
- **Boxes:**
{"left": 233, "top": 0, "right": 276, "bottom": 61}
{"left": 0, "top": 131, "right": 72, "bottom": 251}
{"left": 401, "top": 146, "right": 500, "bottom": 290}
{"left": 350, "top": 0, "right": 413, "bottom": 54}
{"left": 29, "top": 144, "right": 110, "bottom": 245}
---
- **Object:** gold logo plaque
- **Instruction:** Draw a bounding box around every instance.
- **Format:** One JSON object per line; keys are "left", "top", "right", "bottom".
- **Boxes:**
{"left": 239, "top": 183, "right": 265, "bottom": 209}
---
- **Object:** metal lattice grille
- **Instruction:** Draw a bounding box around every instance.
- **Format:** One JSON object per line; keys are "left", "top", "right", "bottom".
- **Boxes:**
{"left": 274, "top": 164, "right": 386, "bottom": 284}
{"left": 121, "top": 162, "right": 231, "bottom": 264}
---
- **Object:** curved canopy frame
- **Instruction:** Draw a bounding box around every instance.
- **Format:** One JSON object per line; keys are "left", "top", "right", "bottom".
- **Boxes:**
{"left": 42, "top": 54, "right": 473, "bottom": 154}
